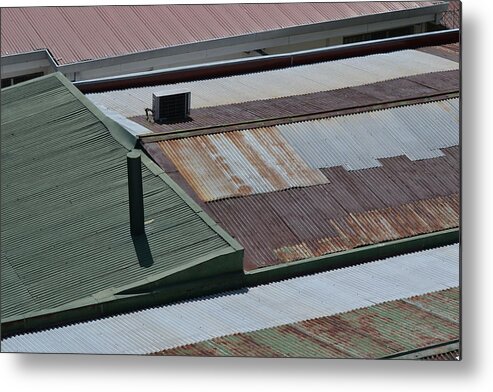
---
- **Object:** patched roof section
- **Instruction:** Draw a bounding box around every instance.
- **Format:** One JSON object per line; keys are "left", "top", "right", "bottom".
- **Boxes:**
{"left": 0, "top": 73, "right": 241, "bottom": 323}
{"left": 148, "top": 94, "right": 459, "bottom": 270}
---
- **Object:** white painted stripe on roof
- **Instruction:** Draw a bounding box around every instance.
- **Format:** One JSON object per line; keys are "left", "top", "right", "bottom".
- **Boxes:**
{"left": 86, "top": 50, "right": 459, "bottom": 118}
{"left": 1, "top": 244, "right": 459, "bottom": 354}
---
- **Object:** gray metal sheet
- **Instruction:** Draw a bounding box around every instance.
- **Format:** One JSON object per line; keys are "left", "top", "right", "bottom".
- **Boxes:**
{"left": 87, "top": 50, "right": 459, "bottom": 118}
{"left": 279, "top": 98, "right": 459, "bottom": 170}
{"left": 2, "top": 244, "right": 459, "bottom": 354}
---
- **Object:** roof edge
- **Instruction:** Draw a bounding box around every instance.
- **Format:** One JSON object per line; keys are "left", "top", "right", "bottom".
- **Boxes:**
{"left": 139, "top": 152, "right": 244, "bottom": 253}
{"left": 52, "top": 72, "right": 138, "bottom": 150}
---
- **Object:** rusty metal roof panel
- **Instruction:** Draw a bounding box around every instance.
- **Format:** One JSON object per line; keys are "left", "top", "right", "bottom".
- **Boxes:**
{"left": 160, "top": 286, "right": 459, "bottom": 358}
{"left": 87, "top": 50, "right": 459, "bottom": 118}
{"left": 152, "top": 99, "right": 458, "bottom": 207}
{"left": 156, "top": 127, "right": 329, "bottom": 201}
{"left": 208, "top": 192, "right": 459, "bottom": 270}
{"left": 1, "top": 3, "right": 443, "bottom": 64}
{"left": 151, "top": 138, "right": 459, "bottom": 270}
{"left": 2, "top": 245, "right": 459, "bottom": 354}
{"left": 278, "top": 98, "right": 459, "bottom": 170}
{"left": 205, "top": 149, "right": 459, "bottom": 270}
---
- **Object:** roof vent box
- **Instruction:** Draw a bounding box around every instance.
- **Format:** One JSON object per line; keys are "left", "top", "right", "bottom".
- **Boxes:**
{"left": 152, "top": 88, "right": 191, "bottom": 123}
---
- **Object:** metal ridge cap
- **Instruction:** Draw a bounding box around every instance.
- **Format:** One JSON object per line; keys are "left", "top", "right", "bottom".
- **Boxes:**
{"left": 53, "top": 72, "right": 138, "bottom": 150}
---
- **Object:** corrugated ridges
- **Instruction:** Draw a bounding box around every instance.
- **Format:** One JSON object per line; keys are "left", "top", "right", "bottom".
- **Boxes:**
{"left": 209, "top": 194, "right": 459, "bottom": 270}
{"left": 155, "top": 99, "right": 458, "bottom": 205}
{"left": 157, "top": 127, "right": 329, "bottom": 201}
{"left": 158, "top": 287, "right": 459, "bottom": 359}
{"left": 2, "top": 3, "right": 440, "bottom": 64}
{"left": 1, "top": 73, "right": 238, "bottom": 322}
{"left": 1, "top": 245, "right": 459, "bottom": 354}
{"left": 205, "top": 147, "right": 459, "bottom": 270}
{"left": 278, "top": 98, "right": 458, "bottom": 170}
{"left": 132, "top": 70, "right": 459, "bottom": 134}
{"left": 87, "top": 50, "right": 459, "bottom": 117}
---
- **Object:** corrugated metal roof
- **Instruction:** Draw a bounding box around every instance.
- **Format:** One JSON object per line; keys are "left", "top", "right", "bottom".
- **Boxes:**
{"left": 0, "top": 73, "right": 240, "bottom": 323}
{"left": 155, "top": 145, "right": 458, "bottom": 270}
{"left": 418, "top": 44, "right": 460, "bottom": 62}
{"left": 159, "top": 287, "right": 459, "bottom": 358}
{"left": 209, "top": 192, "right": 459, "bottom": 270}
{"left": 278, "top": 98, "right": 459, "bottom": 170}
{"left": 1, "top": 3, "right": 442, "bottom": 64}
{"left": 87, "top": 50, "right": 459, "bottom": 118}
{"left": 1, "top": 244, "right": 459, "bottom": 354}
{"left": 154, "top": 99, "right": 458, "bottom": 205}
{"left": 132, "top": 70, "right": 459, "bottom": 134}
{"left": 158, "top": 127, "right": 329, "bottom": 201}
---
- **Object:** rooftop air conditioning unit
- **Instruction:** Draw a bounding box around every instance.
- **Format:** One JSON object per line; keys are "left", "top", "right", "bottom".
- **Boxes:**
{"left": 152, "top": 88, "right": 191, "bottom": 123}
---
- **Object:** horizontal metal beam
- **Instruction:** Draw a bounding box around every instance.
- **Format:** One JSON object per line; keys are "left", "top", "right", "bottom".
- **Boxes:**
{"left": 140, "top": 91, "right": 460, "bottom": 143}
{"left": 75, "top": 29, "right": 459, "bottom": 94}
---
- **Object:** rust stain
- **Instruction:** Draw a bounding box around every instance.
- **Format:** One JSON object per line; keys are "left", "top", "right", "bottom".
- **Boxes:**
{"left": 252, "top": 193, "right": 458, "bottom": 268}
{"left": 273, "top": 243, "right": 314, "bottom": 263}
{"left": 157, "top": 128, "right": 328, "bottom": 201}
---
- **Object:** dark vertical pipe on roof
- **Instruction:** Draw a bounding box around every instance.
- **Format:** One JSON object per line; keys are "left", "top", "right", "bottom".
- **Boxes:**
{"left": 127, "top": 150, "right": 145, "bottom": 236}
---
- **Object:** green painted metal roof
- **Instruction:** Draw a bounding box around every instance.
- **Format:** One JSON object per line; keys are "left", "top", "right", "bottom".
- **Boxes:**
{"left": 1, "top": 73, "right": 242, "bottom": 326}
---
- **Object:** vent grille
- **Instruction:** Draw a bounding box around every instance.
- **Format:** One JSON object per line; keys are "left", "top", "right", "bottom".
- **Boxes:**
{"left": 152, "top": 89, "right": 191, "bottom": 123}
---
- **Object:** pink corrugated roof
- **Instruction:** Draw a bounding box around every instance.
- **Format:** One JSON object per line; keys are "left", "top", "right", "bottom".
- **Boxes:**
{"left": 1, "top": 2, "right": 440, "bottom": 65}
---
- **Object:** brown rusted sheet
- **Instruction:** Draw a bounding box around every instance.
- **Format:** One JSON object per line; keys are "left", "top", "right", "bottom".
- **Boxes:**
{"left": 417, "top": 45, "right": 460, "bottom": 63}
{"left": 205, "top": 151, "right": 459, "bottom": 270}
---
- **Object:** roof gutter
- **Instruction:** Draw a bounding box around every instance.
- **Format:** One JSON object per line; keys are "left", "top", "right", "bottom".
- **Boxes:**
{"left": 74, "top": 28, "right": 459, "bottom": 94}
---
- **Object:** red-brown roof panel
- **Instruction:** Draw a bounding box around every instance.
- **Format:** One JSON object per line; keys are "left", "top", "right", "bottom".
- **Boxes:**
{"left": 1, "top": 2, "right": 443, "bottom": 64}
{"left": 202, "top": 150, "right": 459, "bottom": 270}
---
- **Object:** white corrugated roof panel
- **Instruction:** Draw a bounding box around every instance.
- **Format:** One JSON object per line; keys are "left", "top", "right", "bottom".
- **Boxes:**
{"left": 278, "top": 98, "right": 459, "bottom": 170}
